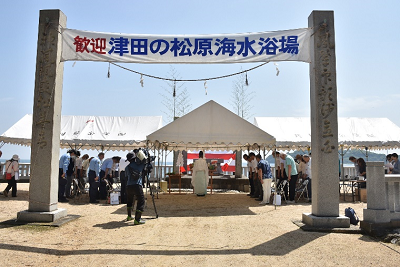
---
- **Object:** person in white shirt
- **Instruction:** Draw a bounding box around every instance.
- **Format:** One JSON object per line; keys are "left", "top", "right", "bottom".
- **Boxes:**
{"left": 302, "top": 154, "right": 312, "bottom": 202}
{"left": 243, "top": 154, "right": 255, "bottom": 197}
{"left": 192, "top": 151, "right": 209, "bottom": 196}
{"left": 249, "top": 152, "right": 262, "bottom": 200}
{"left": 118, "top": 157, "right": 129, "bottom": 204}
{"left": 3, "top": 154, "right": 19, "bottom": 197}
{"left": 80, "top": 154, "right": 90, "bottom": 179}
{"left": 0, "top": 150, "right": 2, "bottom": 195}
{"left": 273, "top": 151, "right": 288, "bottom": 200}
{"left": 384, "top": 154, "right": 393, "bottom": 174}
{"left": 74, "top": 152, "right": 84, "bottom": 189}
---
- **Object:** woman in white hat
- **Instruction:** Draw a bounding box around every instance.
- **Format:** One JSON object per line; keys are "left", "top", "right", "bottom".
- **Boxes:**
{"left": 3, "top": 154, "right": 19, "bottom": 197}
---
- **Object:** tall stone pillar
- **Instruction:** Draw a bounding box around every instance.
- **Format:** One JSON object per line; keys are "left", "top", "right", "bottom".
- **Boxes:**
{"left": 235, "top": 150, "right": 242, "bottom": 178}
{"left": 302, "top": 11, "right": 349, "bottom": 228}
{"left": 18, "top": 10, "right": 67, "bottom": 222}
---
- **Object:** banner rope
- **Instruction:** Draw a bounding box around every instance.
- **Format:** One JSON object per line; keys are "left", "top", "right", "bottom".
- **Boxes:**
{"left": 109, "top": 61, "right": 269, "bottom": 82}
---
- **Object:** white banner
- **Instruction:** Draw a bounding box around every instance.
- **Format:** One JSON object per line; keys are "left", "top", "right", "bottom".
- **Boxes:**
{"left": 61, "top": 28, "right": 311, "bottom": 64}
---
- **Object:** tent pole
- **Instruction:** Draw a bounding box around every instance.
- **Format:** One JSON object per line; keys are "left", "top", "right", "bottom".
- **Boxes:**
{"left": 340, "top": 145, "right": 345, "bottom": 201}
{"left": 274, "top": 147, "right": 277, "bottom": 210}
{"left": 156, "top": 147, "right": 159, "bottom": 199}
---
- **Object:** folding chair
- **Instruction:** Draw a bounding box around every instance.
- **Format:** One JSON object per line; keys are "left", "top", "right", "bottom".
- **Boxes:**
{"left": 70, "top": 177, "right": 88, "bottom": 200}
{"left": 296, "top": 179, "right": 309, "bottom": 202}
{"left": 270, "top": 179, "right": 288, "bottom": 204}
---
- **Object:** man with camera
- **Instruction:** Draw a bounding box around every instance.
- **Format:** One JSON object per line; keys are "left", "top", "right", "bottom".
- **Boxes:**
{"left": 125, "top": 150, "right": 147, "bottom": 225}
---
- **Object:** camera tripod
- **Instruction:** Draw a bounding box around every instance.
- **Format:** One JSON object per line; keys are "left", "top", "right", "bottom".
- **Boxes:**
{"left": 145, "top": 172, "right": 159, "bottom": 218}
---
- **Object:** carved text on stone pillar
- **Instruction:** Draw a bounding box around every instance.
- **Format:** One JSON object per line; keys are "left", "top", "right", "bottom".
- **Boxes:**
{"left": 35, "top": 26, "right": 57, "bottom": 149}
{"left": 318, "top": 23, "right": 335, "bottom": 153}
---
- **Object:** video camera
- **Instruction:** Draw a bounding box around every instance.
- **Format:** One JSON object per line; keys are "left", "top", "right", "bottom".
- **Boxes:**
{"left": 132, "top": 148, "right": 155, "bottom": 176}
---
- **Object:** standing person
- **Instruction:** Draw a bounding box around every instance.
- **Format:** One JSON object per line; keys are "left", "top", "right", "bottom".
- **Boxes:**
{"left": 357, "top": 158, "right": 367, "bottom": 188}
{"left": 80, "top": 154, "right": 90, "bottom": 189}
{"left": 191, "top": 151, "right": 209, "bottom": 196}
{"left": 384, "top": 154, "right": 393, "bottom": 174}
{"left": 249, "top": 152, "right": 261, "bottom": 200}
{"left": 302, "top": 154, "right": 312, "bottom": 202}
{"left": 3, "top": 154, "right": 19, "bottom": 197}
{"left": 280, "top": 152, "right": 298, "bottom": 203}
{"left": 243, "top": 154, "right": 254, "bottom": 197}
{"left": 74, "top": 151, "right": 83, "bottom": 189}
{"left": 0, "top": 150, "right": 3, "bottom": 195}
{"left": 58, "top": 149, "right": 76, "bottom": 203}
{"left": 65, "top": 150, "right": 78, "bottom": 199}
{"left": 256, "top": 154, "right": 273, "bottom": 205}
{"left": 125, "top": 151, "right": 146, "bottom": 224}
{"left": 273, "top": 151, "right": 288, "bottom": 200}
{"left": 99, "top": 156, "right": 113, "bottom": 200}
{"left": 118, "top": 156, "right": 129, "bottom": 204}
{"left": 390, "top": 153, "right": 400, "bottom": 174}
{"left": 99, "top": 156, "right": 121, "bottom": 199}
{"left": 88, "top": 152, "right": 104, "bottom": 203}
{"left": 349, "top": 156, "right": 360, "bottom": 177}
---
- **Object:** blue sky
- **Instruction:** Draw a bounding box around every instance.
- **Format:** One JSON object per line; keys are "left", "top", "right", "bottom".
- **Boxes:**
{"left": 1, "top": 0, "right": 400, "bottom": 159}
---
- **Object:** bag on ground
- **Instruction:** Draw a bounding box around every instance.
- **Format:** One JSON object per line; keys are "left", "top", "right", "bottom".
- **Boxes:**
{"left": 345, "top": 207, "right": 359, "bottom": 225}
{"left": 273, "top": 194, "right": 281, "bottom": 205}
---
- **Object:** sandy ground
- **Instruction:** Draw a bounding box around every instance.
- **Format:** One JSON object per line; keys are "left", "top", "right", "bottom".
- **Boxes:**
{"left": 0, "top": 183, "right": 399, "bottom": 267}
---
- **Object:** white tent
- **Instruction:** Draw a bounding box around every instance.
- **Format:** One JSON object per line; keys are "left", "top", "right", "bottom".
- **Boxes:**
{"left": 0, "top": 114, "right": 163, "bottom": 151}
{"left": 254, "top": 117, "right": 400, "bottom": 150}
{"left": 147, "top": 100, "right": 276, "bottom": 151}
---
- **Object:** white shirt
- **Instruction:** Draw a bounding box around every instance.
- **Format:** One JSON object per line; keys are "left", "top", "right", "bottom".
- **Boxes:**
{"left": 192, "top": 158, "right": 209, "bottom": 183}
{"left": 384, "top": 162, "right": 393, "bottom": 172}
{"left": 297, "top": 161, "right": 305, "bottom": 174}
{"left": 250, "top": 159, "right": 258, "bottom": 172}
{"left": 75, "top": 157, "right": 83, "bottom": 169}
{"left": 303, "top": 160, "right": 312, "bottom": 179}
{"left": 82, "top": 159, "right": 89, "bottom": 171}
{"left": 5, "top": 160, "right": 18, "bottom": 176}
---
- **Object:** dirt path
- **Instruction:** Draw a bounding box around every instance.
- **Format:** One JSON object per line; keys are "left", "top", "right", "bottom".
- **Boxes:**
{"left": 0, "top": 184, "right": 399, "bottom": 266}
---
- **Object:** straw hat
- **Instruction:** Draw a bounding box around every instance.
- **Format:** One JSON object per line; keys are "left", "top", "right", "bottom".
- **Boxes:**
{"left": 12, "top": 154, "right": 20, "bottom": 161}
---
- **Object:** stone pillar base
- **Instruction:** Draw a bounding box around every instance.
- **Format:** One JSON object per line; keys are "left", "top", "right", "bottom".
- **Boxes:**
{"left": 17, "top": 208, "right": 67, "bottom": 223}
{"left": 363, "top": 209, "right": 391, "bottom": 224}
{"left": 302, "top": 213, "right": 350, "bottom": 228}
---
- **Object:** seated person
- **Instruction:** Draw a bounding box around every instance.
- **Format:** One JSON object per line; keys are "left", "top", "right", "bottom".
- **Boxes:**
{"left": 191, "top": 151, "right": 209, "bottom": 196}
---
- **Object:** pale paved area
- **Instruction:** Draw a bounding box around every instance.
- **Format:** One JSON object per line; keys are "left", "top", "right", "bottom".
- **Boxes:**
{"left": 0, "top": 184, "right": 399, "bottom": 266}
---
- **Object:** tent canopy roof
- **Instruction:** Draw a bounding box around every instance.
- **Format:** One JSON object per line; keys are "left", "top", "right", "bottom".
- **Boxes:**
{"left": 0, "top": 114, "right": 162, "bottom": 151}
{"left": 147, "top": 100, "right": 276, "bottom": 151}
{"left": 254, "top": 117, "right": 400, "bottom": 150}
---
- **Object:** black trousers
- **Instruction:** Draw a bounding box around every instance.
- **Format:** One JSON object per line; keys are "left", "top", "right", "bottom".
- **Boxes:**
{"left": 88, "top": 170, "right": 99, "bottom": 202}
{"left": 289, "top": 174, "right": 298, "bottom": 201}
{"left": 58, "top": 168, "right": 67, "bottom": 200}
{"left": 253, "top": 172, "right": 262, "bottom": 198}
{"left": 5, "top": 176, "right": 17, "bottom": 197}
{"left": 99, "top": 170, "right": 108, "bottom": 199}
{"left": 120, "top": 171, "right": 127, "bottom": 204}
{"left": 126, "top": 184, "right": 145, "bottom": 212}
{"left": 249, "top": 177, "right": 255, "bottom": 195}
{"left": 305, "top": 177, "right": 312, "bottom": 199}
